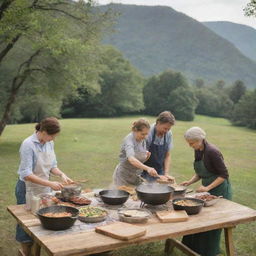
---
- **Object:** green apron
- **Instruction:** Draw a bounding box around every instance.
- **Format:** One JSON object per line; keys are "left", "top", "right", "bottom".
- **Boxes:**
{"left": 182, "top": 159, "right": 232, "bottom": 256}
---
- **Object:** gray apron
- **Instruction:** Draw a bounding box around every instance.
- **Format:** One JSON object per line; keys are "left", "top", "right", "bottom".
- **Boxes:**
{"left": 25, "top": 148, "right": 55, "bottom": 196}
{"left": 113, "top": 151, "right": 148, "bottom": 187}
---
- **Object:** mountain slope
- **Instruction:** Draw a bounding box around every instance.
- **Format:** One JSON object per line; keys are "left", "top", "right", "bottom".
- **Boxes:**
{"left": 203, "top": 21, "right": 256, "bottom": 63}
{"left": 103, "top": 4, "right": 256, "bottom": 88}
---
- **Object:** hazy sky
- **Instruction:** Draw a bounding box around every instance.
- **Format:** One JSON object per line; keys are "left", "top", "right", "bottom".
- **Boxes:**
{"left": 97, "top": 0, "right": 256, "bottom": 29}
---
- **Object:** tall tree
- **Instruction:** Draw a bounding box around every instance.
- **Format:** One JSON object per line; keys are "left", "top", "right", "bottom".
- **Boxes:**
{"left": 228, "top": 80, "right": 246, "bottom": 104}
{"left": 62, "top": 46, "right": 144, "bottom": 117}
{"left": 244, "top": 0, "right": 256, "bottom": 17}
{"left": 143, "top": 69, "right": 198, "bottom": 120}
{"left": 0, "top": 0, "right": 112, "bottom": 135}
{"left": 229, "top": 89, "right": 256, "bottom": 129}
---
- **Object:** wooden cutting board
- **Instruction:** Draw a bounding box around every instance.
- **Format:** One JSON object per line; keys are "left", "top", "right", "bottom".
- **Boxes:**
{"left": 95, "top": 221, "right": 146, "bottom": 240}
{"left": 156, "top": 210, "right": 189, "bottom": 223}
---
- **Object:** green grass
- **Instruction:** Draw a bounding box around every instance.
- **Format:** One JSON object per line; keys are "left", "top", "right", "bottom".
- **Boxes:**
{"left": 0, "top": 115, "right": 256, "bottom": 256}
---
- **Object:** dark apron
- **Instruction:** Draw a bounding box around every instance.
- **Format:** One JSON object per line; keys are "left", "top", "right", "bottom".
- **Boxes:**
{"left": 142, "top": 128, "right": 168, "bottom": 181}
{"left": 182, "top": 159, "right": 232, "bottom": 256}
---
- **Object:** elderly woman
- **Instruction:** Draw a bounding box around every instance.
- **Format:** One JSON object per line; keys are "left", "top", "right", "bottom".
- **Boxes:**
{"left": 180, "top": 126, "right": 232, "bottom": 256}
{"left": 113, "top": 118, "right": 159, "bottom": 187}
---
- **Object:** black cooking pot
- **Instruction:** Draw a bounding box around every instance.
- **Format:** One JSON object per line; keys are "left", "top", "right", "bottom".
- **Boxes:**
{"left": 172, "top": 197, "right": 204, "bottom": 215}
{"left": 37, "top": 205, "right": 79, "bottom": 230}
{"left": 136, "top": 183, "right": 174, "bottom": 205}
{"left": 99, "top": 189, "right": 129, "bottom": 205}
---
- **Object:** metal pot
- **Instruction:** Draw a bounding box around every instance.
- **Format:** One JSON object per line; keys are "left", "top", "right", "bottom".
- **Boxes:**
{"left": 61, "top": 184, "right": 82, "bottom": 200}
{"left": 99, "top": 189, "right": 129, "bottom": 205}
{"left": 172, "top": 197, "right": 204, "bottom": 215}
{"left": 136, "top": 183, "right": 174, "bottom": 205}
{"left": 37, "top": 205, "right": 79, "bottom": 230}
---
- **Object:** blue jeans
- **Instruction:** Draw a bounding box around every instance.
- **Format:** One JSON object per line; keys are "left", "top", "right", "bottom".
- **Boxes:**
{"left": 15, "top": 179, "right": 33, "bottom": 243}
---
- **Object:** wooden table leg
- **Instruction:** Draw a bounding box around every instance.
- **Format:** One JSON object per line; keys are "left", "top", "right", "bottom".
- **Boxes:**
{"left": 165, "top": 238, "right": 175, "bottom": 255}
{"left": 31, "top": 242, "right": 41, "bottom": 256}
{"left": 224, "top": 227, "right": 236, "bottom": 256}
{"left": 164, "top": 238, "right": 200, "bottom": 256}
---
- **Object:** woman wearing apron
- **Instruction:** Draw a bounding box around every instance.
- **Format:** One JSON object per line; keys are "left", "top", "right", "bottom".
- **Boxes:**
{"left": 142, "top": 111, "right": 175, "bottom": 182}
{"left": 113, "top": 118, "right": 159, "bottom": 187}
{"left": 15, "top": 117, "right": 73, "bottom": 256}
{"left": 181, "top": 126, "right": 232, "bottom": 256}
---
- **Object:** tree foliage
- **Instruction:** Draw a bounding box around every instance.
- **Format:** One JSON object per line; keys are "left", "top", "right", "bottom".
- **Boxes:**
{"left": 229, "top": 89, "right": 256, "bottom": 129}
{"left": 62, "top": 46, "right": 144, "bottom": 117}
{"left": 228, "top": 80, "right": 247, "bottom": 104}
{"left": 143, "top": 70, "right": 198, "bottom": 121}
{"left": 0, "top": 0, "right": 112, "bottom": 135}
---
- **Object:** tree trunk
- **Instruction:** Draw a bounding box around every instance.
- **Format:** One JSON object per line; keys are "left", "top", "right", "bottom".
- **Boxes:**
{"left": 0, "top": 49, "right": 41, "bottom": 136}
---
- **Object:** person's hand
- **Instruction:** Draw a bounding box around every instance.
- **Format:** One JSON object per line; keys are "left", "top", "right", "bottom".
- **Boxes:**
{"left": 145, "top": 151, "right": 151, "bottom": 161}
{"left": 147, "top": 167, "right": 158, "bottom": 177}
{"left": 180, "top": 181, "right": 190, "bottom": 186}
{"left": 60, "top": 173, "right": 73, "bottom": 184}
{"left": 159, "top": 175, "right": 168, "bottom": 182}
{"left": 50, "top": 181, "right": 63, "bottom": 191}
{"left": 196, "top": 185, "right": 209, "bottom": 192}
{"left": 165, "top": 174, "right": 175, "bottom": 182}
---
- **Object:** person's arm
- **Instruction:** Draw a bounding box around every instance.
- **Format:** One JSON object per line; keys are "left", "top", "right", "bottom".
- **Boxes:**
{"left": 50, "top": 167, "right": 73, "bottom": 184}
{"left": 128, "top": 156, "right": 158, "bottom": 177}
{"left": 164, "top": 151, "right": 171, "bottom": 175}
{"left": 24, "top": 174, "right": 63, "bottom": 191}
{"left": 180, "top": 174, "right": 201, "bottom": 186}
{"left": 196, "top": 176, "right": 225, "bottom": 192}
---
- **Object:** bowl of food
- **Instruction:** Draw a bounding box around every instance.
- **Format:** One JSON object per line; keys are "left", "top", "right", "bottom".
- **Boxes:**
{"left": 61, "top": 184, "right": 82, "bottom": 200}
{"left": 172, "top": 198, "right": 204, "bottom": 215}
{"left": 195, "top": 194, "right": 220, "bottom": 207}
{"left": 78, "top": 206, "right": 108, "bottom": 223}
{"left": 37, "top": 205, "right": 79, "bottom": 230}
{"left": 118, "top": 208, "right": 151, "bottom": 223}
{"left": 39, "top": 193, "right": 59, "bottom": 207}
{"left": 99, "top": 190, "right": 130, "bottom": 205}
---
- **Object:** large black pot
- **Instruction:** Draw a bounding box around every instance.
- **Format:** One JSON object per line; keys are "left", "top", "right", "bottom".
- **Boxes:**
{"left": 99, "top": 189, "right": 130, "bottom": 205}
{"left": 136, "top": 183, "right": 174, "bottom": 205}
{"left": 37, "top": 205, "right": 79, "bottom": 230}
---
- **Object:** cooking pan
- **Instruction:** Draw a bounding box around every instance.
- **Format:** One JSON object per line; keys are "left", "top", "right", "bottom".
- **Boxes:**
{"left": 136, "top": 183, "right": 174, "bottom": 205}
{"left": 37, "top": 205, "right": 79, "bottom": 230}
{"left": 99, "top": 189, "right": 129, "bottom": 205}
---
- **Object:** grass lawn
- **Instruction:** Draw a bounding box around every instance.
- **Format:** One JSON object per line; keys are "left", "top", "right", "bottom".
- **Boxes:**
{"left": 0, "top": 115, "right": 255, "bottom": 256}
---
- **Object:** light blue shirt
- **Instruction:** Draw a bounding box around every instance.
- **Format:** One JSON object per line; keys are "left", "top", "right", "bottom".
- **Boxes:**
{"left": 146, "top": 124, "right": 173, "bottom": 151}
{"left": 17, "top": 133, "right": 57, "bottom": 181}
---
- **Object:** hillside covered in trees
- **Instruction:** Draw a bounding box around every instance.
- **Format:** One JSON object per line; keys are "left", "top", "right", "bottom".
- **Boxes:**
{"left": 103, "top": 4, "right": 256, "bottom": 88}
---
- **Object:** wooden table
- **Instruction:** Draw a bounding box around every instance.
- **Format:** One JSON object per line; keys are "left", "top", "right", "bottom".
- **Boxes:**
{"left": 8, "top": 199, "right": 256, "bottom": 256}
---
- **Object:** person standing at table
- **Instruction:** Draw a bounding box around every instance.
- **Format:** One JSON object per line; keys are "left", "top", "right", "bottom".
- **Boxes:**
{"left": 15, "top": 117, "right": 73, "bottom": 256}
{"left": 113, "top": 118, "right": 159, "bottom": 187}
{"left": 142, "top": 111, "right": 175, "bottom": 182}
{"left": 180, "top": 126, "right": 232, "bottom": 256}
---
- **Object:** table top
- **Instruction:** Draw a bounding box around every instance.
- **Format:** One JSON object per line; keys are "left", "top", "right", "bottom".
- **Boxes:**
{"left": 8, "top": 199, "right": 256, "bottom": 256}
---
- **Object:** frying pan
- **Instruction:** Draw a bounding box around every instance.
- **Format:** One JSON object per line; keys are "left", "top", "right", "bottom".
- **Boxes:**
{"left": 99, "top": 189, "right": 129, "bottom": 205}
{"left": 136, "top": 183, "right": 174, "bottom": 205}
{"left": 37, "top": 205, "right": 79, "bottom": 230}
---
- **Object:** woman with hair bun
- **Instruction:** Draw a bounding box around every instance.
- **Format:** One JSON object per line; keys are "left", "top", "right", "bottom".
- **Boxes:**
{"left": 113, "top": 118, "right": 159, "bottom": 186}
{"left": 181, "top": 126, "right": 232, "bottom": 256}
{"left": 15, "top": 117, "right": 73, "bottom": 255}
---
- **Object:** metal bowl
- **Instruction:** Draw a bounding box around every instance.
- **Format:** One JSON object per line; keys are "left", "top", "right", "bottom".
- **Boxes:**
{"left": 37, "top": 205, "right": 79, "bottom": 230}
{"left": 99, "top": 189, "right": 130, "bottom": 205}
{"left": 172, "top": 198, "right": 204, "bottom": 215}
{"left": 170, "top": 185, "right": 187, "bottom": 199}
